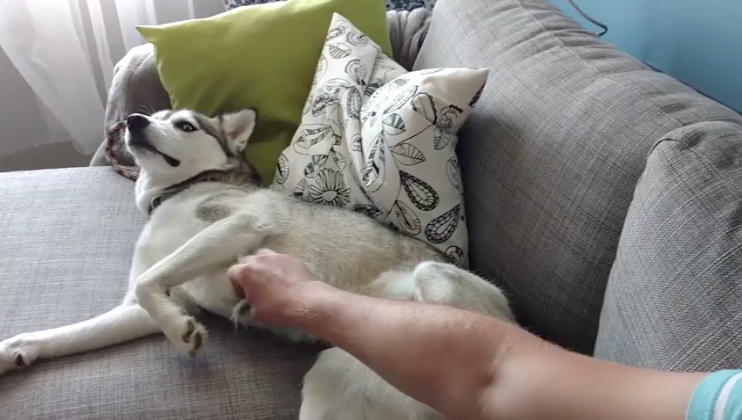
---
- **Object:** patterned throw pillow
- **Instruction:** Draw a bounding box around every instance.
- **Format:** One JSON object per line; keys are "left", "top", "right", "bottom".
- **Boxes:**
{"left": 273, "top": 13, "right": 486, "bottom": 267}
{"left": 225, "top": 0, "right": 436, "bottom": 11}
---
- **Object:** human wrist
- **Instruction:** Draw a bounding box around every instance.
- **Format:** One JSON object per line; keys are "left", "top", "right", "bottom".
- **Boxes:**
{"left": 276, "top": 280, "right": 342, "bottom": 330}
{"left": 478, "top": 326, "right": 569, "bottom": 420}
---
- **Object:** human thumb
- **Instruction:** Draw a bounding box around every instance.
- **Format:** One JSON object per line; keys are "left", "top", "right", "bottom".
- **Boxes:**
{"left": 227, "top": 264, "right": 249, "bottom": 298}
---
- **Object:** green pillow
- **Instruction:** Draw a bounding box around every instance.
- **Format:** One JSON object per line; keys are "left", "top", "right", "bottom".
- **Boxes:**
{"left": 137, "top": 0, "right": 391, "bottom": 184}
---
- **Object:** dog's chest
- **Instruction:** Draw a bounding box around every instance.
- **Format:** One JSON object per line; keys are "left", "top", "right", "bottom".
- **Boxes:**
{"left": 135, "top": 200, "right": 237, "bottom": 316}
{"left": 135, "top": 194, "right": 222, "bottom": 270}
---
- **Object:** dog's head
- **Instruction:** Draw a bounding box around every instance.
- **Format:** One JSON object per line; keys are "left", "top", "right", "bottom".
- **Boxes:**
{"left": 124, "top": 108, "right": 258, "bottom": 183}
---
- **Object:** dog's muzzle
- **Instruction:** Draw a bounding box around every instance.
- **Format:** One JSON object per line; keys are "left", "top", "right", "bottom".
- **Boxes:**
{"left": 125, "top": 114, "right": 181, "bottom": 168}
{"left": 127, "top": 113, "right": 150, "bottom": 133}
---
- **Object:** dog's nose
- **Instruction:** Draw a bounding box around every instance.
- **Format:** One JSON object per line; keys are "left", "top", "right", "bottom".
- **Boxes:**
{"left": 126, "top": 114, "right": 150, "bottom": 133}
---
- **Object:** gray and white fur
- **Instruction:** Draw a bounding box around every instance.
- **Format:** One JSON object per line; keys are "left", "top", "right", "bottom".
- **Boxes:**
{"left": 0, "top": 109, "right": 513, "bottom": 420}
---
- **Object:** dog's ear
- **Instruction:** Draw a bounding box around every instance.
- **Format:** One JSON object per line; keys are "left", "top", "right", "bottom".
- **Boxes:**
{"left": 214, "top": 109, "right": 257, "bottom": 154}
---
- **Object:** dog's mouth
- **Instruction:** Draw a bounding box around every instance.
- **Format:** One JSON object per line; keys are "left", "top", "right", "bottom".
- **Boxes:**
{"left": 127, "top": 135, "right": 181, "bottom": 167}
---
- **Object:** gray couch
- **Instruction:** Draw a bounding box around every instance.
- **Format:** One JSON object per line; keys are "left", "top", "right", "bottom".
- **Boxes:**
{"left": 3, "top": 0, "right": 742, "bottom": 418}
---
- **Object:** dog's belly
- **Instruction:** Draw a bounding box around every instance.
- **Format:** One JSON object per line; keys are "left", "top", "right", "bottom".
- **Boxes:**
{"left": 178, "top": 271, "right": 238, "bottom": 319}
{"left": 132, "top": 191, "right": 444, "bottom": 337}
{"left": 258, "top": 233, "right": 441, "bottom": 296}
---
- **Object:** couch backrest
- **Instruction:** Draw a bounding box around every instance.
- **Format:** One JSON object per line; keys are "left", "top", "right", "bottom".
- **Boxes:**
{"left": 416, "top": 0, "right": 742, "bottom": 353}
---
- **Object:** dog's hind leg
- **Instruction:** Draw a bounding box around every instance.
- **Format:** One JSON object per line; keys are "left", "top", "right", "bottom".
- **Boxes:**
{"left": 0, "top": 303, "right": 157, "bottom": 376}
{"left": 363, "top": 261, "right": 513, "bottom": 320}
{"left": 135, "top": 212, "right": 268, "bottom": 357}
{"left": 412, "top": 262, "right": 513, "bottom": 320}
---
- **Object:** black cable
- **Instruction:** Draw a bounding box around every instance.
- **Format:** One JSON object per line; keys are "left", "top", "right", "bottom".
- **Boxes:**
{"left": 566, "top": 0, "right": 609, "bottom": 37}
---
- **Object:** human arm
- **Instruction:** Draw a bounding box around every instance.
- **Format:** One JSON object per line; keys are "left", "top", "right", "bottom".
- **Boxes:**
{"left": 228, "top": 250, "right": 707, "bottom": 420}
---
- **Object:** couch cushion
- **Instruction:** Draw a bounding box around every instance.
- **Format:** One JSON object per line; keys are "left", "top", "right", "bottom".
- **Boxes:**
{"left": 275, "top": 13, "right": 487, "bottom": 266}
{"left": 594, "top": 122, "right": 742, "bottom": 371}
{"left": 416, "top": 0, "right": 742, "bottom": 352}
{"left": 0, "top": 168, "right": 317, "bottom": 419}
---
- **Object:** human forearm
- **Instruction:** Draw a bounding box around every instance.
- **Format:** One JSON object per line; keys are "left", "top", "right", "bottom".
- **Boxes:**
{"left": 290, "top": 283, "right": 705, "bottom": 420}
{"left": 486, "top": 347, "right": 705, "bottom": 420}
{"left": 287, "top": 281, "right": 544, "bottom": 419}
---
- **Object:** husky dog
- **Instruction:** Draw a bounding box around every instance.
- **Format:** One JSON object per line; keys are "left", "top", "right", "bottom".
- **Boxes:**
{"left": 0, "top": 109, "right": 512, "bottom": 420}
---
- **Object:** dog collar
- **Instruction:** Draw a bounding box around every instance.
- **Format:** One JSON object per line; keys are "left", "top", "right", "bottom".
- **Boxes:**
{"left": 148, "top": 169, "right": 232, "bottom": 215}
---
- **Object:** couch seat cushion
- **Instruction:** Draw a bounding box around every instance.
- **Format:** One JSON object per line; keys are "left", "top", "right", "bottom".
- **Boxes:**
{"left": 0, "top": 167, "right": 317, "bottom": 420}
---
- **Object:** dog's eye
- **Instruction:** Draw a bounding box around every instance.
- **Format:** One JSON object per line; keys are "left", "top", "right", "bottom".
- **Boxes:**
{"left": 176, "top": 122, "right": 197, "bottom": 132}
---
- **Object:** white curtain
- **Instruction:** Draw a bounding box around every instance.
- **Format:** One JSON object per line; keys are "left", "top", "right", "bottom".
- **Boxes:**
{"left": 0, "top": 0, "right": 224, "bottom": 158}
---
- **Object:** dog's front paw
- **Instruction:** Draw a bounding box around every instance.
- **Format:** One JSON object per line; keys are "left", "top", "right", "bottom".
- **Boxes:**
{"left": 161, "top": 315, "right": 207, "bottom": 357}
{"left": 0, "top": 333, "right": 39, "bottom": 376}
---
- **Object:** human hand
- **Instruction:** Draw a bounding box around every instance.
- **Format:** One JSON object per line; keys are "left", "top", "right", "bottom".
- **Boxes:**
{"left": 227, "top": 249, "right": 323, "bottom": 325}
